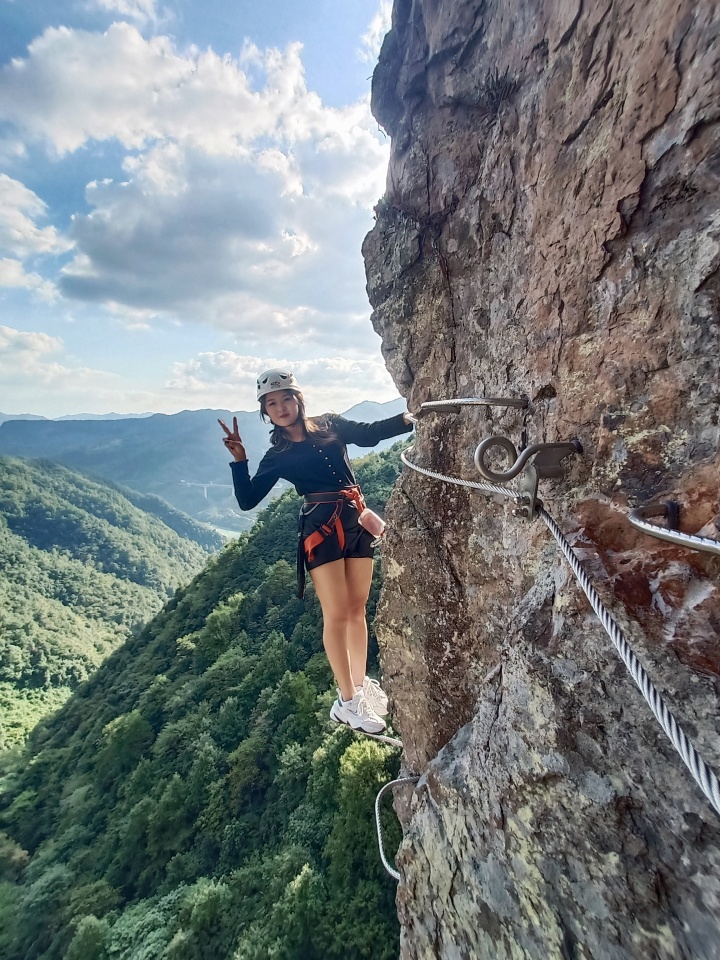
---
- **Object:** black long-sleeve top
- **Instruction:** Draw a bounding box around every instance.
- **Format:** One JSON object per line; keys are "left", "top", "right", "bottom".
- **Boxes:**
{"left": 230, "top": 413, "right": 413, "bottom": 510}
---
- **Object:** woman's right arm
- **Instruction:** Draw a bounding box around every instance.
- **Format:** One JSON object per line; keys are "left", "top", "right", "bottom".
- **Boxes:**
{"left": 229, "top": 451, "right": 281, "bottom": 510}
{"left": 219, "top": 417, "right": 281, "bottom": 510}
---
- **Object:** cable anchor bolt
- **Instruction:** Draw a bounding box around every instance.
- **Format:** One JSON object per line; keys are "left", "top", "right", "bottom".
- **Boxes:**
{"left": 474, "top": 436, "right": 583, "bottom": 519}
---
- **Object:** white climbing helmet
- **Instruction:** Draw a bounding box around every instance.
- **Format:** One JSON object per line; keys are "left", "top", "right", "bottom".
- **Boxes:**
{"left": 256, "top": 368, "right": 301, "bottom": 402}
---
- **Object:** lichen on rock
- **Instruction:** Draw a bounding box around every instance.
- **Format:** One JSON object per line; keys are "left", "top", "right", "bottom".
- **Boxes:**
{"left": 363, "top": 1, "right": 720, "bottom": 957}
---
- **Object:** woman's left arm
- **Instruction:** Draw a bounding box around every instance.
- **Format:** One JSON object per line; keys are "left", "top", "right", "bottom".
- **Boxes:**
{"left": 331, "top": 412, "right": 414, "bottom": 447}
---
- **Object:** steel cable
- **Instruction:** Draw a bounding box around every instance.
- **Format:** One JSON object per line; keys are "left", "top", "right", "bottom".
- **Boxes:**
{"left": 539, "top": 507, "right": 720, "bottom": 816}
{"left": 363, "top": 731, "right": 403, "bottom": 749}
{"left": 400, "top": 446, "right": 524, "bottom": 501}
{"left": 420, "top": 397, "right": 529, "bottom": 410}
{"left": 399, "top": 447, "right": 720, "bottom": 818}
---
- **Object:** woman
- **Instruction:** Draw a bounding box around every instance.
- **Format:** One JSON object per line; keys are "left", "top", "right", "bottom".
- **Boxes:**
{"left": 219, "top": 369, "right": 413, "bottom": 735}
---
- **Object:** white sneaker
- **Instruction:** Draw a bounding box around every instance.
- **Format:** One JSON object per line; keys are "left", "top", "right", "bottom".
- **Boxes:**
{"left": 362, "top": 676, "right": 389, "bottom": 716}
{"left": 330, "top": 692, "right": 386, "bottom": 734}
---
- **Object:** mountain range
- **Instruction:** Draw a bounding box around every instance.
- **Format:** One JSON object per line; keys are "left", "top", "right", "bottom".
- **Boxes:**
{"left": 0, "top": 398, "right": 406, "bottom": 530}
{"left": 0, "top": 413, "right": 153, "bottom": 424}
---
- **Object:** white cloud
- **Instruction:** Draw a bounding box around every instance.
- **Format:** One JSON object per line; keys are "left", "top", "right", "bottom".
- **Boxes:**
{"left": 57, "top": 146, "right": 374, "bottom": 336}
{"left": 55, "top": 130, "right": 386, "bottom": 349}
{"left": 0, "top": 323, "right": 165, "bottom": 416}
{"left": 281, "top": 229, "right": 316, "bottom": 258}
{"left": 0, "top": 330, "right": 397, "bottom": 417}
{"left": 0, "top": 26, "right": 388, "bottom": 194}
{"left": 358, "top": 1, "right": 392, "bottom": 64}
{"left": 0, "top": 26, "right": 360, "bottom": 158}
{"left": 0, "top": 25, "right": 196, "bottom": 155}
{"left": 0, "top": 258, "right": 58, "bottom": 300}
{"left": 0, "top": 324, "right": 114, "bottom": 393}
{"left": 90, "top": 0, "right": 158, "bottom": 23}
{"left": 0, "top": 27, "right": 389, "bottom": 349}
{"left": 0, "top": 175, "right": 70, "bottom": 301}
{"left": 0, "top": 137, "right": 27, "bottom": 166}
{"left": 0, "top": 324, "right": 63, "bottom": 359}
{"left": 165, "top": 351, "right": 397, "bottom": 412}
{"left": 0, "top": 174, "right": 70, "bottom": 257}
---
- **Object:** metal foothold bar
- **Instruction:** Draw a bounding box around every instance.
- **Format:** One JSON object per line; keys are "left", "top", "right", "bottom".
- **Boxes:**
{"left": 375, "top": 776, "right": 420, "bottom": 881}
{"left": 420, "top": 396, "right": 529, "bottom": 415}
{"left": 474, "top": 436, "right": 582, "bottom": 484}
{"left": 628, "top": 504, "right": 720, "bottom": 557}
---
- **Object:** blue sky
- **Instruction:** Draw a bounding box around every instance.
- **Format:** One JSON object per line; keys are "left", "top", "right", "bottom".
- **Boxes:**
{"left": 0, "top": 0, "right": 395, "bottom": 416}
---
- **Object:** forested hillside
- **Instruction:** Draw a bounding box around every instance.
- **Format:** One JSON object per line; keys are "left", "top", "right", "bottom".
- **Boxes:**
{"left": 0, "top": 441, "right": 409, "bottom": 959}
{"left": 0, "top": 457, "right": 220, "bottom": 746}
{"left": 0, "top": 410, "right": 270, "bottom": 532}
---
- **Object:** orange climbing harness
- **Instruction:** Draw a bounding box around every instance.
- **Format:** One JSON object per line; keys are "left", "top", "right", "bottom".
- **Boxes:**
{"left": 302, "top": 486, "right": 366, "bottom": 561}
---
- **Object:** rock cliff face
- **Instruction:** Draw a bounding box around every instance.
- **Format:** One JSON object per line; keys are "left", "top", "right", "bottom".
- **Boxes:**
{"left": 363, "top": 1, "right": 720, "bottom": 957}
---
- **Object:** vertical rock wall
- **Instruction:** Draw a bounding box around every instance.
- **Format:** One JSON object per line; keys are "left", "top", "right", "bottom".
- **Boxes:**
{"left": 363, "top": 1, "right": 720, "bottom": 957}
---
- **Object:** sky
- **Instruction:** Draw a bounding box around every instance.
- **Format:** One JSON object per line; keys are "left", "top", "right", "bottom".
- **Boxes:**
{"left": 0, "top": 0, "right": 397, "bottom": 417}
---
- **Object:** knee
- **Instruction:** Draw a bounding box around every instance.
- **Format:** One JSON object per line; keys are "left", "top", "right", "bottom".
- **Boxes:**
{"left": 346, "top": 598, "right": 368, "bottom": 622}
{"left": 323, "top": 609, "right": 350, "bottom": 631}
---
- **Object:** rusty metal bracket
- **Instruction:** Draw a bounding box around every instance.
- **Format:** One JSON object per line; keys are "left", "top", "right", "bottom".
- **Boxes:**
{"left": 630, "top": 501, "right": 680, "bottom": 530}
{"left": 474, "top": 436, "right": 583, "bottom": 518}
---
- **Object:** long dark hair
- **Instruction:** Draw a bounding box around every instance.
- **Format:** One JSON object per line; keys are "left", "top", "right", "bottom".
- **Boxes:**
{"left": 260, "top": 391, "right": 337, "bottom": 451}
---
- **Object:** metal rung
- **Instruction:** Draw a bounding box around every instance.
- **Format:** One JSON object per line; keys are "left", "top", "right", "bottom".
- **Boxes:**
{"left": 629, "top": 503, "right": 720, "bottom": 557}
{"left": 420, "top": 396, "right": 529, "bottom": 415}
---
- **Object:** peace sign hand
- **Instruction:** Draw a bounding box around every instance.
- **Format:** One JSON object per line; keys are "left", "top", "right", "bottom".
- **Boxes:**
{"left": 218, "top": 416, "right": 248, "bottom": 462}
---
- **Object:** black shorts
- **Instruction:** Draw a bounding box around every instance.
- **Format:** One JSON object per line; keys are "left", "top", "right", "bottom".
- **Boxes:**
{"left": 301, "top": 499, "right": 375, "bottom": 568}
{"left": 296, "top": 499, "right": 374, "bottom": 597}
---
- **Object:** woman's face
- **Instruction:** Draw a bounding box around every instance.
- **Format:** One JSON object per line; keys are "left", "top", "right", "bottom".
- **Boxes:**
{"left": 264, "top": 390, "right": 300, "bottom": 427}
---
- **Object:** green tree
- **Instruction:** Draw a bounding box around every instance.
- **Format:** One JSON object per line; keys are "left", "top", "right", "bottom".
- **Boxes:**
{"left": 65, "top": 915, "right": 110, "bottom": 960}
{"left": 94, "top": 710, "right": 155, "bottom": 789}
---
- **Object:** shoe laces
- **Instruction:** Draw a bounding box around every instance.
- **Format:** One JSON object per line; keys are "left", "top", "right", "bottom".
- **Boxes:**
{"left": 353, "top": 694, "right": 381, "bottom": 721}
{"left": 364, "top": 677, "right": 386, "bottom": 702}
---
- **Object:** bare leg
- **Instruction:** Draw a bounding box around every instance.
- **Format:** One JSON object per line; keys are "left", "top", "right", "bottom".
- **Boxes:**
{"left": 309, "top": 559, "right": 355, "bottom": 701}
{"left": 344, "top": 557, "right": 374, "bottom": 687}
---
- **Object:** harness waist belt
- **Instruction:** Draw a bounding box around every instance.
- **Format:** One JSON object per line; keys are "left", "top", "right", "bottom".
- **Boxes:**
{"left": 304, "top": 486, "right": 365, "bottom": 504}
